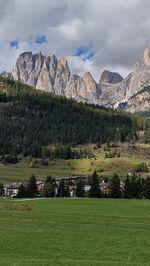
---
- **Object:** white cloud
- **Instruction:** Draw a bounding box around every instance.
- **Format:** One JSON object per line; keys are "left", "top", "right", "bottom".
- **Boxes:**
{"left": 0, "top": 0, "right": 150, "bottom": 81}
{"left": 67, "top": 56, "right": 101, "bottom": 81}
{"left": 57, "top": 18, "right": 83, "bottom": 42}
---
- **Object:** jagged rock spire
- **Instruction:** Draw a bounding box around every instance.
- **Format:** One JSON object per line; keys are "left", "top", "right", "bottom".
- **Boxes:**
{"left": 143, "top": 44, "right": 150, "bottom": 66}
{"left": 11, "top": 45, "right": 150, "bottom": 113}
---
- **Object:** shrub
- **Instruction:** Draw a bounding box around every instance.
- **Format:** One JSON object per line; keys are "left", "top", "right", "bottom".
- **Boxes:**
{"left": 134, "top": 162, "right": 149, "bottom": 173}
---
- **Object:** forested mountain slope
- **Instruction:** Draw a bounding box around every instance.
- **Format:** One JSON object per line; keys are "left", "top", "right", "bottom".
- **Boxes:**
{"left": 0, "top": 77, "right": 136, "bottom": 157}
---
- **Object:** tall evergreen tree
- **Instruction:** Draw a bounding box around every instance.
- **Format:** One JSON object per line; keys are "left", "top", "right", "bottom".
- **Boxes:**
{"left": 129, "top": 174, "right": 143, "bottom": 199}
{"left": 129, "top": 175, "right": 136, "bottom": 198}
{"left": 26, "top": 174, "right": 38, "bottom": 198}
{"left": 89, "top": 171, "right": 101, "bottom": 198}
{"left": 76, "top": 180, "right": 85, "bottom": 197}
{"left": 57, "top": 179, "right": 70, "bottom": 197}
{"left": 111, "top": 173, "right": 121, "bottom": 198}
{"left": 65, "top": 183, "right": 70, "bottom": 197}
{"left": 44, "top": 175, "right": 55, "bottom": 197}
{"left": 17, "top": 184, "right": 26, "bottom": 198}
{"left": 135, "top": 176, "right": 143, "bottom": 199}
{"left": 45, "top": 175, "right": 52, "bottom": 184}
{"left": 0, "top": 183, "right": 4, "bottom": 197}
{"left": 144, "top": 177, "right": 150, "bottom": 199}
{"left": 124, "top": 175, "right": 131, "bottom": 198}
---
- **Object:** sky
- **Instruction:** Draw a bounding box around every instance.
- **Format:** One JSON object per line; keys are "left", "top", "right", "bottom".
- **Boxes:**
{"left": 0, "top": 0, "right": 150, "bottom": 81}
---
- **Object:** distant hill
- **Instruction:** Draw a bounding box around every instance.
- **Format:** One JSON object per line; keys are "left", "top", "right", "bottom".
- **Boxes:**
{"left": 0, "top": 77, "right": 135, "bottom": 157}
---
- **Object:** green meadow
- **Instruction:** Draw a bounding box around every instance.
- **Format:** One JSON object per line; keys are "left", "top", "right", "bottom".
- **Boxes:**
{"left": 0, "top": 198, "right": 150, "bottom": 266}
{"left": 0, "top": 143, "right": 150, "bottom": 183}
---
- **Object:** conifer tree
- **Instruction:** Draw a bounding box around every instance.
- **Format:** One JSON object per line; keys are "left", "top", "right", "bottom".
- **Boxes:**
{"left": 76, "top": 180, "right": 85, "bottom": 197}
{"left": 129, "top": 174, "right": 143, "bottom": 198}
{"left": 124, "top": 175, "right": 131, "bottom": 198}
{"left": 57, "top": 179, "right": 70, "bottom": 197}
{"left": 111, "top": 173, "right": 121, "bottom": 198}
{"left": 89, "top": 171, "right": 101, "bottom": 198}
{"left": 135, "top": 176, "right": 143, "bottom": 199}
{"left": 17, "top": 184, "right": 26, "bottom": 198}
{"left": 44, "top": 175, "right": 55, "bottom": 197}
{"left": 26, "top": 174, "right": 38, "bottom": 198}
{"left": 0, "top": 183, "right": 4, "bottom": 197}
{"left": 144, "top": 177, "right": 150, "bottom": 199}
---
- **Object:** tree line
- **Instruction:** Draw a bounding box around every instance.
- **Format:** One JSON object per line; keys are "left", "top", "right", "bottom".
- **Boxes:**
{"left": 0, "top": 145, "right": 93, "bottom": 165}
{"left": 1, "top": 171, "right": 150, "bottom": 199}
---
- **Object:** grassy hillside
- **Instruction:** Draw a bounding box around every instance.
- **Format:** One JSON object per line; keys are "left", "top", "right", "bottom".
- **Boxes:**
{"left": 0, "top": 198, "right": 150, "bottom": 266}
{"left": 0, "top": 143, "right": 149, "bottom": 182}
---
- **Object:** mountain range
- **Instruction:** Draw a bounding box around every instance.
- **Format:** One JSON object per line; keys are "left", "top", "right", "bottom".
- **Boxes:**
{"left": 2, "top": 44, "right": 150, "bottom": 113}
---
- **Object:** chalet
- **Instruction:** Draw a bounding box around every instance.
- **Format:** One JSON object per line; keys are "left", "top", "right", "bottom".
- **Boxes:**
{"left": 100, "top": 179, "right": 125, "bottom": 195}
{"left": 36, "top": 181, "right": 45, "bottom": 192}
{"left": 120, "top": 179, "right": 125, "bottom": 191}
{"left": 4, "top": 183, "right": 21, "bottom": 197}
{"left": 55, "top": 176, "right": 88, "bottom": 197}
{"left": 100, "top": 180, "right": 112, "bottom": 194}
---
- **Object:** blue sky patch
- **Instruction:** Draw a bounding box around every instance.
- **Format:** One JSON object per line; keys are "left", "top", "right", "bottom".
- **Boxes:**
{"left": 74, "top": 45, "right": 94, "bottom": 60}
{"left": 35, "top": 35, "right": 48, "bottom": 44}
{"left": 10, "top": 40, "right": 19, "bottom": 49}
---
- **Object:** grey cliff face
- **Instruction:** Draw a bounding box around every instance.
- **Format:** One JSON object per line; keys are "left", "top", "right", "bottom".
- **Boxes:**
{"left": 125, "top": 44, "right": 150, "bottom": 99}
{"left": 100, "top": 70, "right": 123, "bottom": 84}
{"left": 12, "top": 51, "right": 45, "bottom": 86}
{"left": 12, "top": 45, "right": 150, "bottom": 113}
{"left": 99, "top": 44, "right": 150, "bottom": 111}
{"left": 125, "top": 88, "right": 150, "bottom": 113}
{"left": 36, "top": 55, "right": 58, "bottom": 93}
{"left": 12, "top": 52, "right": 99, "bottom": 101}
{"left": 54, "top": 56, "right": 71, "bottom": 95}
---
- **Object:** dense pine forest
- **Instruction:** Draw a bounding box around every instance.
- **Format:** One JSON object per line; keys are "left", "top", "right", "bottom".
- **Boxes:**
{"left": 0, "top": 76, "right": 149, "bottom": 158}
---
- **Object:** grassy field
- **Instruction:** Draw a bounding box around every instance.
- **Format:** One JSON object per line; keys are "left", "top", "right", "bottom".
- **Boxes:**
{"left": 0, "top": 198, "right": 150, "bottom": 266}
{"left": 0, "top": 143, "right": 150, "bottom": 183}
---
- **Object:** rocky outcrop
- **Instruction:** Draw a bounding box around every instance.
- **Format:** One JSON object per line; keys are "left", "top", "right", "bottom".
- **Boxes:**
{"left": 12, "top": 52, "right": 99, "bottom": 101}
{"left": 12, "top": 51, "right": 45, "bottom": 86}
{"left": 100, "top": 70, "right": 123, "bottom": 84}
{"left": 80, "top": 71, "right": 101, "bottom": 100}
{"left": 12, "top": 45, "right": 150, "bottom": 113}
{"left": 36, "top": 54, "right": 58, "bottom": 92}
{"left": 124, "top": 45, "right": 150, "bottom": 99}
{"left": 125, "top": 88, "right": 150, "bottom": 113}
{"left": 54, "top": 56, "right": 71, "bottom": 95}
{"left": 65, "top": 72, "right": 101, "bottom": 103}
{"left": 143, "top": 44, "right": 150, "bottom": 66}
{"left": 99, "top": 44, "right": 150, "bottom": 111}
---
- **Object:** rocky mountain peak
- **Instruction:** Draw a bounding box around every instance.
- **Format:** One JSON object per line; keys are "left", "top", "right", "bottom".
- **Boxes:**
{"left": 100, "top": 70, "right": 123, "bottom": 84}
{"left": 19, "top": 51, "right": 33, "bottom": 59}
{"left": 82, "top": 71, "right": 97, "bottom": 93}
{"left": 143, "top": 44, "right": 150, "bottom": 66}
{"left": 82, "top": 71, "right": 94, "bottom": 81}
{"left": 81, "top": 71, "right": 101, "bottom": 99}
{"left": 124, "top": 44, "right": 150, "bottom": 100}
{"left": 11, "top": 45, "right": 150, "bottom": 113}
{"left": 50, "top": 54, "right": 57, "bottom": 62}
{"left": 58, "top": 56, "right": 68, "bottom": 67}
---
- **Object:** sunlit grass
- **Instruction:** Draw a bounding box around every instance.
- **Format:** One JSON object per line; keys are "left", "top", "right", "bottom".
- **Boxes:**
{"left": 0, "top": 198, "right": 150, "bottom": 265}
{"left": 0, "top": 143, "right": 149, "bottom": 182}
